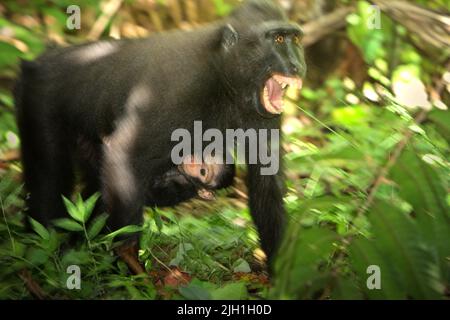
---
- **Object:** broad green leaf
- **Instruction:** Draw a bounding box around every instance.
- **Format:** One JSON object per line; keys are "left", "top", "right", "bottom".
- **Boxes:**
{"left": 213, "top": 0, "right": 233, "bottom": 17}
{"left": 330, "top": 277, "right": 364, "bottom": 300}
{"left": 211, "top": 282, "right": 248, "bottom": 300}
{"left": 83, "top": 193, "right": 100, "bottom": 223}
{"left": 62, "top": 196, "right": 83, "bottom": 223}
{"left": 28, "top": 217, "right": 49, "bottom": 240}
{"left": 53, "top": 218, "right": 83, "bottom": 232}
{"left": 233, "top": 259, "right": 251, "bottom": 273}
{"left": 179, "top": 284, "right": 212, "bottom": 300}
{"left": 153, "top": 208, "right": 163, "bottom": 232}
{"left": 0, "top": 41, "right": 22, "bottom": 69}
{"left": 103, "top": 225, "right": 142, "bottom": 240}
{"left": 429, "top": 109, "right": 450, "bottom": 144}
{"left": 25, "top": 248, "right": 49, "bottom": 266}
{"left": 272, "top": 227, "right": 337, "bottom": 299}
{"left": 390, "top": 149, "right": 450, "bottom": 287}
{"left": 61, "top": 249, "right": 91, "bottom": 266}
{"left": 350, "top": 236, "right": 405, "bottom": 299}
{"left": 87, "top": 213, "right": 108, "bottom": 239}
{"left": 355, "top": 200, "right": 445, "bottom": 299}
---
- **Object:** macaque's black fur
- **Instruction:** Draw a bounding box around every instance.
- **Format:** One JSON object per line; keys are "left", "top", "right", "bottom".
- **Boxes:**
{"left": 15, "top": 0, "right": 306, "bottom": 264}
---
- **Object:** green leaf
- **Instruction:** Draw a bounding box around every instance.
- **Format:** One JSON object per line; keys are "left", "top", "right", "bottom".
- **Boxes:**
{"left": 350, "top": 236, "right": 405, "bottom": 299}
{"left": 213, "top": 0, "right": 233, "bottom": 17}
{"left": 179, "top": 284, "right": 212, "bottom": 300}
{"left": 272, "top": 227, "right": 337, "bottom": 299}
{"left": 28, "top": 217, "right": 49, "bottom": 240}
{"left": 153, "top": 208, "right": 163, "bottom": 232}
{"left": 330, "top": 277, "right": 364, "bottom": 300}
{"left": 83, "top": 193, "right": 100, "bottom": 223}
{"left": 211, "top": 282, "right": 248, "bottom": 300}
{"left": 0, "top": 41, "right": 22, "bottom": 69}
{"left": 53, "top": 218, "right": 84, "bottom": 232}
{"left": 103, "top": 225, "right": 142, "bottom": 240}
{"left": 351, "top": 200, "right": 445, "bottom": 299}
{"left": 233, "top": 259, "right": 251, "bottom": 273}
{"left": 87, "top": 213, "right": 108, "bottom": 239}
{"left": 428, "top": 109, "right": 450, "bottom": 144}
{"left": 25, "top": 248, "right": 49, "bottom": 266}
{"left": 62, "top": 196, "right": 83, "bottom": 223}
{"left": 61, "top": 249, "right": 91, "bottom": 266}
{"left": 346, "top": 1, "right": 388, "bottom": 64}
{"left": 390, "top": 149, "right": 450, "bottom": 288}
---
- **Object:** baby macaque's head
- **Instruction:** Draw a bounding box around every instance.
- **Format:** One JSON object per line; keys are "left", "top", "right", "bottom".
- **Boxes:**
{"left": 178, "top": 154, "right": 234, "bottom": 200}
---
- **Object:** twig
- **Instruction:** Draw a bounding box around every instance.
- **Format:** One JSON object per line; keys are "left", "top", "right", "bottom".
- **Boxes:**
{"left": 369, "top": 0, "right": 450, "bottom": 50}
{"left": 356, "top": 110, "right": 428, "bottom": 217}
{"left": 87, "top": 0, "right": 124, "bottom": 41}
{"left": 18, "top": 269, "right": 47, "bottom": 300}
{"left": 232, "top": 186, "right": 248, "bottom": 200}
{"left": 302, "top": 7, "right": 355, "bottom": 47}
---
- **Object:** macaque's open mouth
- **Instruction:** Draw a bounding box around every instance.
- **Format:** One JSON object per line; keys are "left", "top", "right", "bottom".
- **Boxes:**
{"left": 262, "top": 74, "right": 303, "bottom": 114}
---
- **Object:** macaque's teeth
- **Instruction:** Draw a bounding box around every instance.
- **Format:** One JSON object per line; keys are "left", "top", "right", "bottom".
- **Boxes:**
{"left": 287, "top": 77, "right": 302, "bottom": 89}
{"left": 273, "top": 74, "right": 303, "bottom": 90}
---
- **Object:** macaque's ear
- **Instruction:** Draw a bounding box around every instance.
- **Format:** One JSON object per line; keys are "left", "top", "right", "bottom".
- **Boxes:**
{"left": 222, "top": 24, "right": 239, "bottom": 51}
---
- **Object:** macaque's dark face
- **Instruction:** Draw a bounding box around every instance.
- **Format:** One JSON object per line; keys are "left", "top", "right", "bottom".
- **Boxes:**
{"left": 222, "top": 1, "right": 307, "bottom": 117}
{"left": 256, "top": 24, "right": 306, "bottom": 115}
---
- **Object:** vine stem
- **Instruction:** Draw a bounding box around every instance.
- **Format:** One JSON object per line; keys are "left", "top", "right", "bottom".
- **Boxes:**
{"left": 356, "top": 110, "right": 428, "bottom": 218}
{"left": 357, "top": 58, "right": 449, "bottom": 217}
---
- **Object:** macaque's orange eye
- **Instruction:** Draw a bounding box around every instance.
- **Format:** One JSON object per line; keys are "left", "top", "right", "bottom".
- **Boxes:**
{"left": 293, "top": 35, "right": 301, "bottom": 44}
{"left": 275, "top": 35, "right": 284, "bottom": 44}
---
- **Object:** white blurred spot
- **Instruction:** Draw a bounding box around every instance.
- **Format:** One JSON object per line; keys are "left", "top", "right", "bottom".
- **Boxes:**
{"left": 126, "top": 83, "right": 151, "bottom": 111}
{"left": 102, "top": 84, "right": 152, "bottom": 203}
{"left": 345, "top": 93, "right": 360, "bottom": 105}
{"left": 363, "top": 83, "right": 379, "bottom": 102}
{"left": 6, "top": 131, "right": 19, "bottom": 148}
{"left": 393, "top": 78, "right": 431, "bottom": 110}
{"left": 71, "top": 41, "right": 118, "bottom": 63}
{"left": 433, "top": 100, "right": 447, "bottom": 110}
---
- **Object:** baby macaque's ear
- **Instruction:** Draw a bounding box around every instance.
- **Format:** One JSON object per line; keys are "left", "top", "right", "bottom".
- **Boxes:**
{"left": 197, "top": 189, "right": 216, "bottom": 201}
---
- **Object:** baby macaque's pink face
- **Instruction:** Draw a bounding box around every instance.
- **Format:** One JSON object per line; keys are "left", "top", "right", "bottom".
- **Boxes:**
{"left": 179, "top": 155, "right": 224, "bottom": 201}
{"left": 179, "top": 155, "right": 221, "bottom": 188}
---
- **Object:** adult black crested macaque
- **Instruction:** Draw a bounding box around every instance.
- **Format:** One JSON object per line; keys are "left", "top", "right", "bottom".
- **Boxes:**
{"left": 15, "top": 0, "right": 306, "bottom": 267}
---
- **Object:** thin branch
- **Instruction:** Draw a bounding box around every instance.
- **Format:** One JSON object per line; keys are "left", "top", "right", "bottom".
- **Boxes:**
{"left": 18, "top": 269, "right": 47, "bottom": 300}
{"left": 302, "top": 7, "right": 355, "bottom": 47}
{"left": 356, "top": 110, "right": 428, "bottom": 217}
{"left": 369, "top": 0, "right": 450, "bottom": 50}
{"left": 87, "top": 0, "right": 124, "bottom": 41}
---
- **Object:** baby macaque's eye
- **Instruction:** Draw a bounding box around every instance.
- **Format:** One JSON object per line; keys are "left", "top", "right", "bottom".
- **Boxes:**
{"left": 200, "top": 168, "right": 207, "bottom": 176}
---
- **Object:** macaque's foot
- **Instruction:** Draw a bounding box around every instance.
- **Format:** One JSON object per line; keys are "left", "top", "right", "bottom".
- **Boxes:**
{"left": 115, "top": 241, "right": 146, "bottom": 275}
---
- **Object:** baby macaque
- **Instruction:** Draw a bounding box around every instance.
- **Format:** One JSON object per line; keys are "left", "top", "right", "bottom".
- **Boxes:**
{"left": 146, "top": 155, "right": 235, "bottom": 207}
